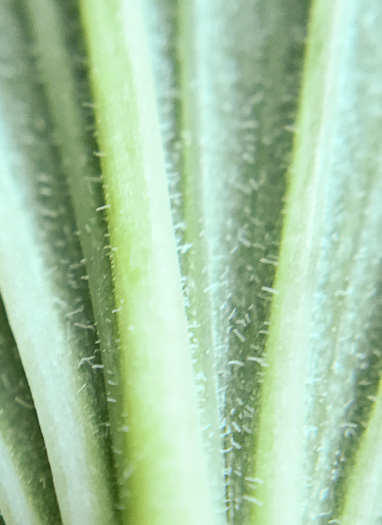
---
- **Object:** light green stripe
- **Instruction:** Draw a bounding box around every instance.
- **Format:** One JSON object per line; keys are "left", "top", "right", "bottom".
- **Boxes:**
{"left": 252, "top": 0, "right": 382, "bottom": 523}
{"left": 80, "top": 1, "right": 216, "bottom": 523}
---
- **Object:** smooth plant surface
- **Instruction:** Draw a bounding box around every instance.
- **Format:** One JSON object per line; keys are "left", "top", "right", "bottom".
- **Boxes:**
{"left": 0, "top": 0, "right": 382, "bottom": 524}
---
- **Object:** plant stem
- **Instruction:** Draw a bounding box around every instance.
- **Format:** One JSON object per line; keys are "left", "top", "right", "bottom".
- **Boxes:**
{"left": 80, "top": 1, "right": 216, "bottom": 523}
{"left": 251, "top": 0, "right": 382, "bottom": 523}
{"left": 0, "top": 299, "right": 61, "bottom": 525}
{"left": 0, "top": 2, "right": 117, "bottom": 522}
{"left": 22, "top": 0, "right": 124, "bottom": 496}
{"left": 177, "top": 0, "right": 309, "bottom": 522}
{"left": 341, "top": 381, "right": 382, "bottom": 525}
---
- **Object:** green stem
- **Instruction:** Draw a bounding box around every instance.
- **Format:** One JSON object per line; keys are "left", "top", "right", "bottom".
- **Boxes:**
{"left": 177, "top": 0, "right": 309, "bottom": 522}
{"left": 80, "top": 1, "right": 216, "bottom": 523}
{"left": 177, "top": 1, "right": 228, "bottom": 520}
{"left": 22, "top": 0, "right": 123, "bottom": 488}
{"left": 0, "top": 2, "right": 117, "bottom": 522}
{"left": 251, "top": 0, "right": 382, "bottom": 523}
{"left": 0, "top": 299, "right": 61, "bottom": 525}
{"left": 341, "top": 380, "right": 382, "bottom": 525}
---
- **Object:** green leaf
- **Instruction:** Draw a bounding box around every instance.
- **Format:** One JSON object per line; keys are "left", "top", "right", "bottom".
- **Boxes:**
{"left": 341, "top": 382, "right": 382, "bottom": 525}
{"left": 160, "top": 0, "right": 309, "bottom": 522}
{"left": 79, "top": 0, "right": 216, "bottom": 523}
{"left": 0, "top": 298, "right": 61, "bottom": 525}
{"left": 21, "top": 0, "right": 124, "bottom": 479}
{"left": 141, "top": 1, "right": 310, "bottom": 522}
{"left": 251, "top": 0, "right": 382, "bottom": 523}
{"left": 0, "top": 2, "right": 117, "bottom": 523}
{"left": 1, "top": 0, "right": 382, "bottom": 524}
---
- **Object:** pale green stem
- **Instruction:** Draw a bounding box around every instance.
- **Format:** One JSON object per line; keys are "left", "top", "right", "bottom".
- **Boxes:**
{"left": 80, "top": 1, "right": 216, "bottom": 523}
{"left": 0, "top": 2, "right": 117, "bottom": 523}
{"left": 251, "top": 0, "right": 382, "bottom": 524}
{"left": 142, "top": 0, "right": 183, "bottom": 245}
{"left": 341, "top": 380, "right": 382, "bottom": 525}
{"left": 177, "top": 0, "right": 309, "bottom": 522}
{"left": 177, "top": 1, "right": 228, "bottom": 520}
{"left": 0, "top": 299, "right": 61, "bottom": 525}
{"left": 21, "top": 0, "right": 124, "bottom": 488}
